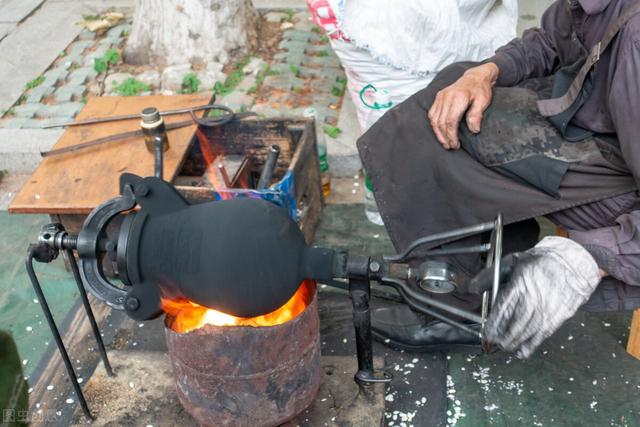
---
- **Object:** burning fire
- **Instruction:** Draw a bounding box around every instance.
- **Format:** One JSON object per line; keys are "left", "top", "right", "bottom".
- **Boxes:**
{"left": 163, "top": 280, "right": 316, "bottom": 333}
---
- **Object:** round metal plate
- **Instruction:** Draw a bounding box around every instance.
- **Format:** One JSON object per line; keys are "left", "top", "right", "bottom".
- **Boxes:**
{"left": 417, "top": 260, "right": 459, "bottom": 294}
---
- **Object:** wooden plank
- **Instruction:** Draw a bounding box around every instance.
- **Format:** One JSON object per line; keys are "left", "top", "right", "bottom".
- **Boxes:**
{"left": 627, "top": 309, "right": 640, "bottom": 360}
{"left": 9, "top": 93, "right": 212, "bottom": 214}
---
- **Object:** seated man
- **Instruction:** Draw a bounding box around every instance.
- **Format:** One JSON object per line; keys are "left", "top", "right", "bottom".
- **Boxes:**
{"left": 359, "top": 0, "right": 640, "bottom": 357}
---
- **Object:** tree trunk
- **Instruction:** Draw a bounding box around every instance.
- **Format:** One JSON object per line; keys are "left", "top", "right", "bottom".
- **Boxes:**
{"left": 124, "top": 0, "right": 259, "bottom": 67}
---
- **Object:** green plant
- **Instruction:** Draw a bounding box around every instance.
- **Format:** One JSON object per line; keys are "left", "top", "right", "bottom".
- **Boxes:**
{"left": 25, "top": 76, "right": 45, "bottom": 90}
{"left": 336, "top": 76, "right": 347, "bottom": 85}
{"left": 320, "top": 35, "right": 329, "bottom": 44}
{"left": 284, "top": 9, "right": 294, "bottom": 21}
{"left": 265, "top": 67, "right": 280, "bottom": 76}
{"left": 16, "top": 95, "right": 26, "bottom": 105}
{"left": 0, "top": 170, "right": 7, "bottom": 184}
{"left": 58, "top": 51, "right": 66, "bottom": 58}
{"left": 213, "top": 56, "right": 251, "bottom": 96}
{"left": 94, "top": 48, "right": 120, "bottom": 73}
{"left": 324, "top": 125, "right": 342, "bottom": 138}
{"left": 293, "top": 86, "right": 303, "bottom": 94}
{"left": 82, "top": 14, "right": 101, "bottom": 21}
{"left": 181, "top": 73, "right": 201, "bottom": 94}
{"left": 315, "top": 50, "right": 329, "bottom": 57}
{"left": 113, "top": 78, "right": 150, "bottom": 96}
{"left": 331, "top": 85, "right": 345, "bottom": 97}
{"left": 80, "top": 95, "right": 88, "bottom": 104}
{"left": 4, "top": 108, "right": 15, "bottom": 117}
{"left": 311, "top": 27, "right": 321, "bottom": 34}
{"left": 289, "top": 64, "right": 299, "bottom": 76}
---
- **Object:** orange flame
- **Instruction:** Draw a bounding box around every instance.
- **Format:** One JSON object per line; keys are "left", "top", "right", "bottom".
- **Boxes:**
{"left": 162, "top": 280, "right": 316, "bottom": 333}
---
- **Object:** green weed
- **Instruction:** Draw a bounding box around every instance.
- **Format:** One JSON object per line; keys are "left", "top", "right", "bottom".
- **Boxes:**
{"left": 181, "top": 73, "right": 201, "bottom": 94}
{"left": 213, "top": 56, "right": 251, "bottom": 96}
{"left": 25, "top": 76, "right": 45, "bottom": 90}
{"left": 94, "top": 48, "right": 120, "bottom": 73}
{"left": 113, "top": 78, "right": 150, "bottom": 96}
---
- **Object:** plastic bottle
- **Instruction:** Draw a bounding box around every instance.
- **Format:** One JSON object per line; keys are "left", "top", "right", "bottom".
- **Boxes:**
{"left": 364, "top": 174, "right": 384, "bottom": 226}
{"left": 303, "top": 107, "right": 331, "bottom": 197}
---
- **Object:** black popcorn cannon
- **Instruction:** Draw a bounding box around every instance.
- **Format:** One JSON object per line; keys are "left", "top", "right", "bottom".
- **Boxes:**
{"left": 26, "top": 170, "right": 504, "bottom": 424}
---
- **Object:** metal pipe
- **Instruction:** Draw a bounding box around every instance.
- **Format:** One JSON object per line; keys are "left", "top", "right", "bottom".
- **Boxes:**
{"left": 65, "top": 249, "right": 114, "bottom": 377}
{"left": 257, "top": 145, "right": 281, "bottom": 190}
{"left": 217, "top": 163, "right": 231, "bottom": 188}
{"left": 384, "top": 221, "right": 495, "bottom": 263}
{"left": 26, "top": 246, "right": 94, "bottom": 420}
{"left": 154, "top": 136, "right": 164, "bottom": 179}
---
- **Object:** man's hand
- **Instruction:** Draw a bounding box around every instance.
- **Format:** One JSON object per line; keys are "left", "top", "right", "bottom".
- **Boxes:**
{"left": 470, "top": 237, "right": 601, "bottom": 358}
{"left": 427, "top": 63, "right": 499, "bottom": 150}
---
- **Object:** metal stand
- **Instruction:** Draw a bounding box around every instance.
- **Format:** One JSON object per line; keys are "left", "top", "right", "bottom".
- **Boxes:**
{"left": 341, "top": 214, "right": 504, "bottom": 385}
{"left": 25, "top": 225, "right": 114, "bottom": 421}
{"left": 349, "top": 279, "right": 392, "bottom": 385}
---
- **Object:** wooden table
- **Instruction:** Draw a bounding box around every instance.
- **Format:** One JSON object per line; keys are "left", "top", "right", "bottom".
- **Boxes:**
{"left": 9, "top": 93, "right": 212, "bottom": 231}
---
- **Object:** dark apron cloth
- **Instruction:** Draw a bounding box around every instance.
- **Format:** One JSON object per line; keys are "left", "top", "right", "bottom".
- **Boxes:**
{"left": 459, "top": 0, "right": 631, "bottom": 199}
{"left": 357, "top": 61, "right": 636, "bottom": 291}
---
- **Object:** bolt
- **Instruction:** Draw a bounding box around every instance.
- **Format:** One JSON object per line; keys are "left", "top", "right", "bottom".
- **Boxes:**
{"left": 369, "top": 261, "right": 381, "bottom": 273}
{"left": 135, "top": 184, "right": 149, "bottom": 197}
{"left": 125, "top": 297, "right": 139, "bottom": 310}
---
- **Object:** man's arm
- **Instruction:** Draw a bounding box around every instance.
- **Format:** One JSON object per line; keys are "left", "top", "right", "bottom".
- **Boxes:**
{"left": 557, "top": 28, "right": 640, "bottom": 285}
{"left": 569, "top": 211, "right": 640, "bottom": 285}
{"left": 428, "top": 0, "right": 564, "bottom": 149}
{"left": 488, "top": 1, "right": 562, "bottom": 87}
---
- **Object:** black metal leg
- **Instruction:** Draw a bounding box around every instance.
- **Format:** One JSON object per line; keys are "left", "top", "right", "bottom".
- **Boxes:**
{"left": 65, "top": 249, "right": 114, "bottom": 377}
{"left": 349, "top": 279, "right": 392, "bottom": 385}
{"left": 26, "top": 246, "right": 94, "bottom": 420}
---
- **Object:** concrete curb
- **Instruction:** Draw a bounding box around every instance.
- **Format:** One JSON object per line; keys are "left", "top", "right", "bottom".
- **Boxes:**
{"left": 0, "top": 129, "right": 64, "bottom": 173}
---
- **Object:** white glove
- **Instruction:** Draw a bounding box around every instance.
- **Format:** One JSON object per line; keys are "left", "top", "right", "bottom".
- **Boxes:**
{"left": 482, "top": 236, "right": 601, "bottom": 358}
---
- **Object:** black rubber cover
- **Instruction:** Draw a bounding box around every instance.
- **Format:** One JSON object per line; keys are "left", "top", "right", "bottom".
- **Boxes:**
{"left": 120, "top": 174, "right": 337, "bottom": 320}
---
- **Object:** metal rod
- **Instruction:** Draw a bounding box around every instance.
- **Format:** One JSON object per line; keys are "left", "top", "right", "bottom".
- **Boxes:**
{"left": 384, "top": 221, "right": 495, "bottom": 263}
{"left": 388, "top": 279, "right": 481, "bottom": 338}
{"left": 154, "top": 136, "right": 164, "bottom": 180}
{"left": 381, "top": 276, "right": 483, "bottom": 324}
{"left": 421, "top": 243, "right": 491, "bottom": 257}
{"left": 40, "top": 103, "right": 220, "bottom": 129}
{"left": 65, "top": 249, "right": 114, "bottom": 377}
{"left": 217, "top": 163, "right": 231, "bottom": 188}
{"left": 26, "top": 246, "right": 94, "bottom": 420}
{"left": 41, "top": 120, "right": 194, "bottom": 158}
{"left": 257, "top": 145, "right": 281, "bottom": 190}
{"left": 491, "top": 213, "right": 504, "bottom": 308}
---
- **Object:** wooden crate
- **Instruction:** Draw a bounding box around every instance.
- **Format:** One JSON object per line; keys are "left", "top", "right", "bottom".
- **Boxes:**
{"left": 175, "top": 117, "right": 324, "bottom": 243}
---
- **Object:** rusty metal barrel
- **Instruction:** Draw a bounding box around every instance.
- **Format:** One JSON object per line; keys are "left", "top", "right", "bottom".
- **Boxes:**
{"left": 164, "top": 288, "right": 321, "bottom": 427}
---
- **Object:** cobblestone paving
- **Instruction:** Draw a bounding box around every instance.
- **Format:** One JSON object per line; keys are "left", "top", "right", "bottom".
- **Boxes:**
{"left": 0, "top": 10, "right": 346, "bottom": 137}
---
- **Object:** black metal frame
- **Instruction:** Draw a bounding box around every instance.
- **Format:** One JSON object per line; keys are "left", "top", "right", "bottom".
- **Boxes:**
{"left": 342, "top": 214, "right": 503, "bottom": 385}
{"left": 26, "top": 225, "right": 114, "bottom": 420}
